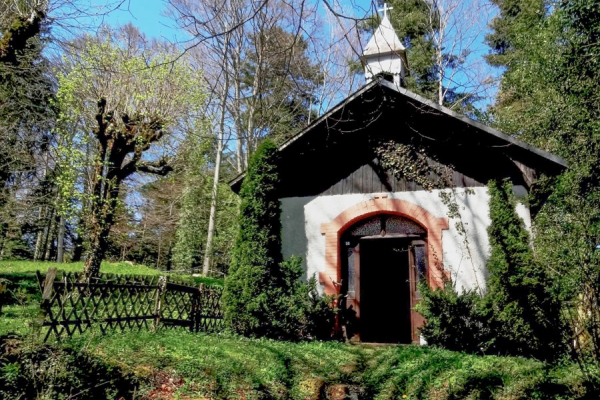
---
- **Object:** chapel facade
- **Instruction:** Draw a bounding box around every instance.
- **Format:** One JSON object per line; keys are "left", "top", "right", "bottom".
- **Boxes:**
{"left": 230, "top": 13, "right": 566, "bottom": 344}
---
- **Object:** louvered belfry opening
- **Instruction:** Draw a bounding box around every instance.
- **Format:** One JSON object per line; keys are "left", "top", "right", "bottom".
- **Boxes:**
{"left": 340, "top": 213, "right": 427, "bottom": 344}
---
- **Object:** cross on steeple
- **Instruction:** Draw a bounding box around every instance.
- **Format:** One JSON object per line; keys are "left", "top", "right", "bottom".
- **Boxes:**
{"left": 378, "top": 2, "right": 393, "bottom": 19}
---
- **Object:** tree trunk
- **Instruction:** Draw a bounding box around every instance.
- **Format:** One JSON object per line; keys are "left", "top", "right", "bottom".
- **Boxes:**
{"left": 33, "top": 207, "right": 44, "bottom": 261}
{"left": 42, "top": 207, "right": 55, "bottom": 261}
{"left": 82, "top": 183, "right": 120, "bottom": 279}
{"left": 245, "top": 50, "right": 262, "bottom": 163}
{"left": 44, "top": 214, "right": 58, "bottom": 262}
{"left": 0, "top": 223, "right": 7, "bottom": 261}
{"left": 56, "top": 214, "right": 65, "bottom": 263}
{"left": 203, "top": 32, "right": 231, "bottom": 276}
{"left": 71, "top": 219, "right": 84, "bottom": 262}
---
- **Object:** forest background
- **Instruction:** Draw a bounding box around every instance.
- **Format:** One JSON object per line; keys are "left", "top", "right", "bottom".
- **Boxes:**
{"left": 0, "top": 0, "right": 504, "bottom": 277}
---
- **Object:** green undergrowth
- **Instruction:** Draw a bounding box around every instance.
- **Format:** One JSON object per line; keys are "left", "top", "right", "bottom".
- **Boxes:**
{"left": 0, "top": 260, "right": 222, "bottom": 307}
{"left": 27, "top": 330, "right": 592, "bottom": 399}
{"left": 0, "top": 260, "right": 223, "bottom": 285}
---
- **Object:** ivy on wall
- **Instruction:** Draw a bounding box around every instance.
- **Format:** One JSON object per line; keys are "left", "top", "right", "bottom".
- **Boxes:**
{"left": 373, "top": 139, "right": 448, "bottom": 190}
{"left": 374, "top": 138, "right": 481, "bottom": 290}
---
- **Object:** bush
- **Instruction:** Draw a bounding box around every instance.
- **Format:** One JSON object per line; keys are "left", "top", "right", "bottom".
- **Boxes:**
{"left": 415, "top": 280, "right": 487, "bottom": 353}
{"left": 481, "top": 179, "right": 564, "bottom": 359}
{"left": 222, "top": 140, "right": 334, "bottom": 340}
{"left": 0, "top": 335, "right": 142, "bottom": 399}
{"left": 267, "top": 256, "right": 336, "bottom": 340}
{"left": 418, "top": 179, "right": 564, "bottom": 360}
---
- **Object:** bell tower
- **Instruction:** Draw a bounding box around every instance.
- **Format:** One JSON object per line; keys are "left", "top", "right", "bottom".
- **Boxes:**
{"left": 363, "top": 3, "right": 407, "bottom": 87}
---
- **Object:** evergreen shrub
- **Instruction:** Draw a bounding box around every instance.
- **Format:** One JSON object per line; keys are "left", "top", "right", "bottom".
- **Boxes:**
{"left": 418, "top": 179, "right": 564, "bottom": 359}
{"left": 222, "top": 139, "right": 335, "bottom": 340}
{"left": 481, "top": 179, "right": 564, "bottom": 359}
{"left": 415, "top": 280, "right": 486, "bottom": 353}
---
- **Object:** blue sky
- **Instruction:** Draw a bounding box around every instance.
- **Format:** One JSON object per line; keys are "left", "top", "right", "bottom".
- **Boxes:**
{"left": 96, "top": 0, "right": 375, "bottom": 40}
{"left": 92, "top": 0, "right": 180, "bottom": 40}
{"left": 91, "top": 0, "right": 497, "bottom": 109}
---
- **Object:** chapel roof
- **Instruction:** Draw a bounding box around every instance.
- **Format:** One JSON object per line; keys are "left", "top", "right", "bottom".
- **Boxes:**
{"left": 230, "top": 79, "right": 567, "bottom": 196}
{"left": 363, "top": 15, "right": 405, "bottom": 57}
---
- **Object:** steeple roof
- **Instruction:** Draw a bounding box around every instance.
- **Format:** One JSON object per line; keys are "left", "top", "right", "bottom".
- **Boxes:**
{"left": 363, "top": 15, "right": 405, "bottom": 57}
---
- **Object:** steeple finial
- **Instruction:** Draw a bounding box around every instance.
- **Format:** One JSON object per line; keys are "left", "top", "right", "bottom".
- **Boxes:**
{"left": 362, "top": 3, "right": 407, "bottom": 88}
{"left": 378, "top": 2, "right": 393, "bottom": 19}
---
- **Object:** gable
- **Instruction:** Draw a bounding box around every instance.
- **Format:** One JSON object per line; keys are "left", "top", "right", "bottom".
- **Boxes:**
{"left": 319, "top": 157, "right": 483, "bottom": 196}
{"left": 231, "top": 80, "right": 566, "bottom": 196}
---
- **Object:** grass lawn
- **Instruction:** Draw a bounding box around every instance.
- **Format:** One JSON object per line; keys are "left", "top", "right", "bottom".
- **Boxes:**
{"left": 0, "top": 260, "right": 223, "bottom": 285}
{"left": 55, "top": 330, "right": 590, "bottom": 399}
{"left": 1, "top": 260, "right": 192, "bottom": 277}
{"left": 0, "top": 260, "right": 596, "bottom": 399}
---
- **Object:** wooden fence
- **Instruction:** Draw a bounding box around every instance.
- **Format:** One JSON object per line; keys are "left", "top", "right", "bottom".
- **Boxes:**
{"left": 35, "top": 268, "right": 223, "bottom": 341}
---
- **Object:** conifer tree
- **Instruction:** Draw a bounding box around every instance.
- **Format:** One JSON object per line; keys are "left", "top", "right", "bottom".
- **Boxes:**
{"left": 481, "top": 179, "right": 563, "bottom": 359}
{"left": 222, "top": 139, "right": 283, "bottom": 336}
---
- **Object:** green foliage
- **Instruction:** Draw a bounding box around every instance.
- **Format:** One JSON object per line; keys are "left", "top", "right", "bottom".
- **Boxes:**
{"left": 485, "top": 0, "right": 600, "bottom": 369}
{"left": 418, "top": 180, "right": 563, "bottom": 360}
{"left": 415, "top": 281, "right": 486, "bottom": 354}
{"left": 361, "top": 344, "right": 592, "bottom": 400}
{"left": 241, "top": 25, "right": 322, "bottom": 146}
{"left": 481, "top": 179, "right": 563, "bottom": 359}
{"left": 222, "top": 139, "right": 282, "bottom": 336}
{"left": 171, "top": 128, "right": 238, "bottom": 274}
{"left": 51, "top": 330, "right": 600, "bottom": 399}
{"left": 223, "top": 140, "right": 334, "bottom": 339}
{"left": 0, "top": 335, "right": 141, "bottom": 399}
{"left": 173, "top": 132, "right": 210, "bottom": 269}
{"left": 382, "top": 0, "right": 438, "bottom": 99}
{"left": 374, "top": 140, "right": 447, "bottom": 190}
{"left": 264, "top": 256, "right": 337, "bottom": 340}
{"left": 0, "top": 324, "right": 597, "bottom": 399}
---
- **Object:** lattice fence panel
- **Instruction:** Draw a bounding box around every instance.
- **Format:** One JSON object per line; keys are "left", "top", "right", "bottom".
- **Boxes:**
{"left": 195, "top": 284, "right": 224, "bottom": 332}
{"left": 36, "top": 270, "right": 225, "bottom": 341}
{"left": 37, "top": 271, "right": 161, "bottom": 341}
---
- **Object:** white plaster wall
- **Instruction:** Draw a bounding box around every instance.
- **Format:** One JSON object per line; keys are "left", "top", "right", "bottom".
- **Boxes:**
{"left": 280, "top": 187, "right": 532, "bottom": 294}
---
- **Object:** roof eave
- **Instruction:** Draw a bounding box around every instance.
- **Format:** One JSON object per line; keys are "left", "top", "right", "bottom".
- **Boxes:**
{"left": 376, "top": 80, "right": 567, "bottom": 169}
{"left": 230, "top": 79, "right": 568, "bottom": 190}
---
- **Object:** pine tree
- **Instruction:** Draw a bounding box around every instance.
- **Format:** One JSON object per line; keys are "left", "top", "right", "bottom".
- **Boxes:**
{"left": 486, "top": 0, "right": 600, "bottom": 362}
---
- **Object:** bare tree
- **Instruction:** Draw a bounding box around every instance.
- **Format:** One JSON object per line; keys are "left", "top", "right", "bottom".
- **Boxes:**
{"left": 416, "top": 0, "right": 494, "bottom": 107}
{"left": 167, "top": 0, "right": 360, "bottom": 274}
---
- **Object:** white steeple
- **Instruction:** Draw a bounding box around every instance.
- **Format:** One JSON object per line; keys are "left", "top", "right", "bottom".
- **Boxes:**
{"left": 363, "top": 4, "right": 407, "bottom": 87}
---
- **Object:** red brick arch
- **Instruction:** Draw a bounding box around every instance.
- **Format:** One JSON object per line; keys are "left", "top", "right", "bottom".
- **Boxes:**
{"left": 318, "top": 196, "right": 449, "bottom": 296}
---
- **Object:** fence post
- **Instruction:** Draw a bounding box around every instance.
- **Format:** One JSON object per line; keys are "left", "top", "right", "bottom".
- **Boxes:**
{"left": 153, "top": 276, "right": 167, "bottom": 331}
{"left": 0, "top": 279, "right": 6, "bottom": 315}
{"left": 191, "top": 283, "right": 203, "bottom": 332}
{"left": 33, "top": 268, "right": 57, "bottom": 339}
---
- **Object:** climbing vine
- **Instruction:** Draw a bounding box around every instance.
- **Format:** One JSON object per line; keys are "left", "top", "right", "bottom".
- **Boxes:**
{"left": 374, "top": 140, "right": 448, "bottom": 190}
{"left": 374, "top": 139, "right": 480, "bottom": 290}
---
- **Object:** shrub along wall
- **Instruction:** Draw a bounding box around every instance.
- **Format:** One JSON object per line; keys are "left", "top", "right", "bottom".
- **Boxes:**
{"left": 222, "top": 139, "right": 335, "bottom": 340}
{"left": 417, "top": 179, "right": 564, "bottom": 360}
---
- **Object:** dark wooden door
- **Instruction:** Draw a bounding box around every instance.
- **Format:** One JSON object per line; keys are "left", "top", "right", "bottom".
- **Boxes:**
{"left": 360, "top": 237, "right": 412, "bottom": 343}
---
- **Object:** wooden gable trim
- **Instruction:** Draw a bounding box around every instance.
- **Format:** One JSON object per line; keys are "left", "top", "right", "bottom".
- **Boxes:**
{"left": 230, "top": 79, "right": 567, "bottom": 192}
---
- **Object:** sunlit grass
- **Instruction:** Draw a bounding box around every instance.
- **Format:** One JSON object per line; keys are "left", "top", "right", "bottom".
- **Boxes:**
{"left": 62, "top": 329, "right": 587, "bottom": 400}
{"left": 0, "top": 260, "right": 224, "bottom": 285}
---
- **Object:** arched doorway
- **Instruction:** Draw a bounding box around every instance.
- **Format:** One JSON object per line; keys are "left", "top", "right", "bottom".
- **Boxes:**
{"left": 318, "top": 197, "right": 450, "bottom": 343}
{"left": 339, "top": 214, "right": 429, "bottom": 344}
